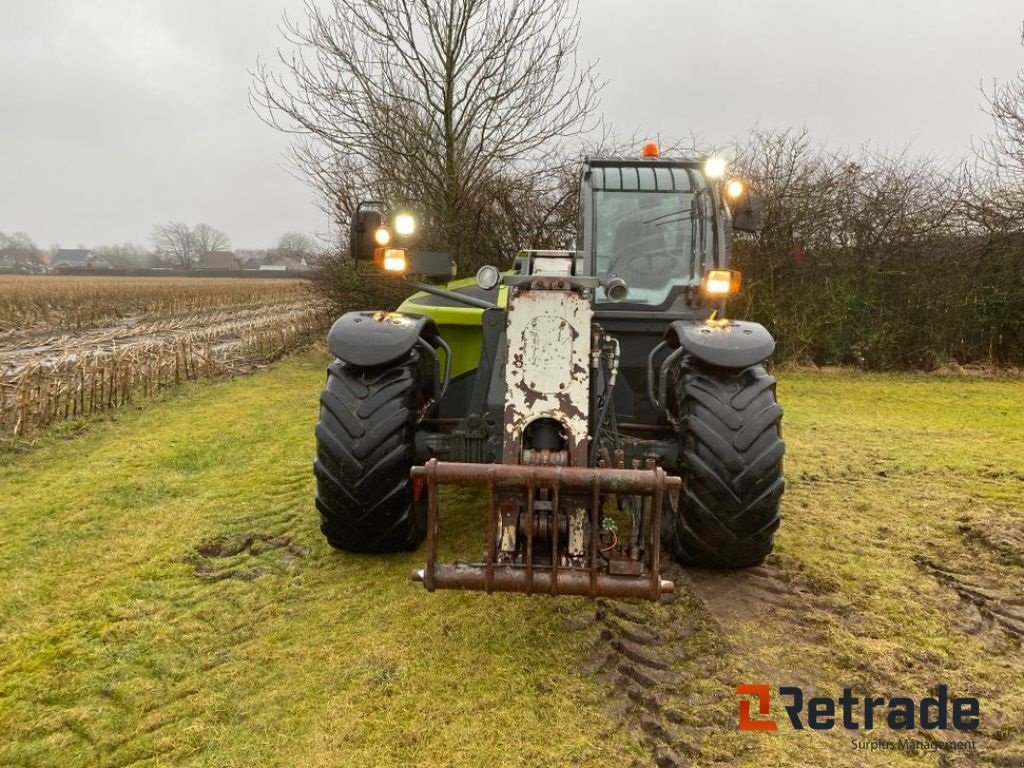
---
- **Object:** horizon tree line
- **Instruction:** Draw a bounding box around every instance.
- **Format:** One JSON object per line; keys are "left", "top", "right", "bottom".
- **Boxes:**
{"left": 253, "top": 0, "right": 1024, "bottom": 369}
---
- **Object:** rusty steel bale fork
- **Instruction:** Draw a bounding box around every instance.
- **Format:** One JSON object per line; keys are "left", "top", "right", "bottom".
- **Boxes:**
{"left": 411, "top": 252, "right": 680, "bottom": 600}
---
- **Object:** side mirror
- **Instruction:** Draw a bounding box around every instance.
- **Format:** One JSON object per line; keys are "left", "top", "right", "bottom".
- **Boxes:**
{"left": 349, "top": 208, "right": 384, "bottom": 261}
{"left": 732, "top": 194, "right": 764, "bottom": 234}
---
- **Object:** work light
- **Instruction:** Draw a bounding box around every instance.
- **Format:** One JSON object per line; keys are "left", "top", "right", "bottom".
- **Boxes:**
{"left": 394, "top": 214, "right": 416, "bottom": 236}
{"left": 702, "top": 269, "right": 741, "bottom": 297}
{"left": 704, "top": 157, "right": 727, "bottom": 179}
{"left": 380, "top": 248, "right": 407, "bottom": 272}
{"left": 476, "top": 264, "right": 500, "bottom": 290}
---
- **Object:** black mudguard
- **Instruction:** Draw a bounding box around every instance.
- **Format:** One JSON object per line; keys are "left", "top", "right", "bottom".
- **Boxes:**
{"left": 664, "top": 319, "right": 775, "bottom": 369}
{"left": 327, "top": 311, "right": 439, "bottom": 367}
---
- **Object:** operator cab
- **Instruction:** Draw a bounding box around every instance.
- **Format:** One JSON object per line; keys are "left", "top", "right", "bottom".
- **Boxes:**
{"left": 593, "top": 169, "right": 707, "bottom": 305}
{"left": 574, "top": 147, "right": 759, "bottom": 423}
{"left": 579, "top": 151, "right": 744, "bottom": 315}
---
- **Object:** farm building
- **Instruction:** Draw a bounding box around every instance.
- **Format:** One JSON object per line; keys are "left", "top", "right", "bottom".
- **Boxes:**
{"left": 195, "top": 251, "right": 240, "bottom": 270}
{"left": 237, "top": 250, "right": 311, "bottom": 272}
{"left": 51, "top": 249, "right": 112, "bottom": 270}
{"left": 265, "top": 255, "right": 311, "bottom": 273}
{"left": 0, "top": 247, "right": 46, "bottom": 272}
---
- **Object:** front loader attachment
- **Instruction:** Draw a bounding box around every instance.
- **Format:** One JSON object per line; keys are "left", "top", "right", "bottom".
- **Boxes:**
{"left": 410, "top": 459, "right": 680, "bottom": 601}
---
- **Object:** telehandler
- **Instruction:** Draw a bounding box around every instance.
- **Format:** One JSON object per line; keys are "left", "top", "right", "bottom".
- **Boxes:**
{"left": 314, "top": 143, "right": 784, "bottom": 600}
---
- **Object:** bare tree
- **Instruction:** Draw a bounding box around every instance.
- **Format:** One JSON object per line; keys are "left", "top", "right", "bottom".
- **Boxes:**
{"left": 152, "top": 222, "right": 197, "bottom": 269}
{"left": 152, "top": 223, "right": 230, "bottom": 268}
{"left": 0, "top": 231, "right": 37, "bottom": 250}
{"left": 276, "top": 231, "right": 316, "bottom": 259}
{"left": 971, "top": 28, "right": 1024, "bottom": 230}
{"left": 252, "top": 0, "right": 600, "bottom": 271}
{"left": 193, "top": 223, "right": 231, "bottom": 255}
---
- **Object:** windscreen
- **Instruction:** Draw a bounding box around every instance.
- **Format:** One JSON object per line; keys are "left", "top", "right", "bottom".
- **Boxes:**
{"left": 593, "top": 189, "right": 698, "bottom": 305}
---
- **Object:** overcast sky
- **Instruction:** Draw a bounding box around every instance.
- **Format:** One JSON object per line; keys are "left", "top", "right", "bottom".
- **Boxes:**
{"left": 1, "top": 0, "right": 1021, "bottom": 250}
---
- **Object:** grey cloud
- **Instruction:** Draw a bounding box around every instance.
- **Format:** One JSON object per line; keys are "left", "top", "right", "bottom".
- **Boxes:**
{"left": 1, "top": 0, "right": 1021, "bottom": 249}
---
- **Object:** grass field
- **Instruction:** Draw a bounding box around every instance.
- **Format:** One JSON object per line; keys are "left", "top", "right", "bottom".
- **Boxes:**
{"left": 1, "top": 352, "right": 1022, "bottom": 767}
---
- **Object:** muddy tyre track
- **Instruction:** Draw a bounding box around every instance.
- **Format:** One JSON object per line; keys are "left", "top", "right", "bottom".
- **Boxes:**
{"left": 569, "top": 558, "right": 816, "bottom": 766}
{"left": 577, "top": 552, "right": 1024, "bottom": 766}
{"left": 586, "top": 591, "right": 720, "bottom": 767}
{"left": 917, "top": 557, "right": 1024, "bottom": 641}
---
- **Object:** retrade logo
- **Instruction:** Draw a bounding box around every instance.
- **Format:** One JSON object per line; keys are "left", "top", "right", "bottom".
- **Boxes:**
{"left": 736, "top": 684, "right": 980, "bottom": 732}
{"left": 736, "top": 684, "right": 777, "bottom": 731}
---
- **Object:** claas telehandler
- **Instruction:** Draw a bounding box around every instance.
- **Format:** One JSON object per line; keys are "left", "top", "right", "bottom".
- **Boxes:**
{"left": 314, "top": 144, "right": 784, "bottom": 600}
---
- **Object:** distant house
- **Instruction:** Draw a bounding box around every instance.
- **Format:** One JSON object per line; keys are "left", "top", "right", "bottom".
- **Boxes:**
{"left": 233, "top": 250, "right": 311, "bottom": 273}
{"left": 237, "top": 254, "right": 266, "bottom": 270}
{"left": 51, "top": 249, "right": 112, "bottom": 270}
{"left": 264, "top": 252, "right": 312, "bottom": 273}
{"left": 0, "top": 247, "right": 46, "bottom": 272}
{"left": 194, "top": 251, "right": 240, "bottom": 270}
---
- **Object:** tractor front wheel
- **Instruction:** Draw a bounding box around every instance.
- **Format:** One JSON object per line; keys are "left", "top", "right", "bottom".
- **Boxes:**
{"left": 313, "top": 351, "right": 429, "bottom": 552}
{"left": 667, "top": 361, "right": 785, "bottom": 568}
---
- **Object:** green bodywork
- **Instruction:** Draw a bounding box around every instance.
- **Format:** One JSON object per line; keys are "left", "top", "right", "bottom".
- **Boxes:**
{"left": 397, "top": 277, "right": 505, "bottom": 379}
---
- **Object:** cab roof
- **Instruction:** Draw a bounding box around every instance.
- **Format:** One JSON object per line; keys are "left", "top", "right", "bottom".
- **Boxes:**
{"left": 585, "top": 160, "right": 706, "bottom": 192}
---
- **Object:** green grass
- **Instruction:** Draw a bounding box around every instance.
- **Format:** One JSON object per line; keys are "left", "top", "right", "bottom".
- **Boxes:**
{"left": 720, "top": 372, "right": 1024, "bottom": 766}
{"left": 0, "top": 353, "right": 642, "bottom": 767}
{"left": 1, "top": 355, "right": 1022, "bottom": 766}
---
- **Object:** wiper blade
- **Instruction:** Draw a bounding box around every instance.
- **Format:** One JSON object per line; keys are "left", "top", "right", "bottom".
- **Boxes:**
{"left": 643, "top": 208, "right": 689, "bottom": 225}
{"left": 653, "top": 215, "right": 696, "bottom": 227}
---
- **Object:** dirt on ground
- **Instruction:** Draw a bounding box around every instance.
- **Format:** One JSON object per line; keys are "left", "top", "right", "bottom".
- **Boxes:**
{"left": 558, "top": 543, "right": 1024, "bottom": 768}
{"left": 2, "top": 355, "right": 1022, "bottom": 767}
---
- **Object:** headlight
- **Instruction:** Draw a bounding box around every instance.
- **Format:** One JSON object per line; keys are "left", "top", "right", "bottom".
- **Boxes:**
{"left": 726, "top": 179, "right": 745, "bottom": 199}
{"left": 374, "top": 227, "right": 392, "bottom": 246}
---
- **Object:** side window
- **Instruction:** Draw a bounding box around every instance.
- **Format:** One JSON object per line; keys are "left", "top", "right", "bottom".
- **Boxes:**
{"left": 576, "top": 179, "right": 585, "bottom": 252}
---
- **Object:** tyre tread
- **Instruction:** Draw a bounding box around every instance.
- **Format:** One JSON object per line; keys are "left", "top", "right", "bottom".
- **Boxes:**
{"left": 668, "top": 362, "right": 785, "bottom": 567}
{"left": 314, "top": 353, "right": 427, "bottom": 552}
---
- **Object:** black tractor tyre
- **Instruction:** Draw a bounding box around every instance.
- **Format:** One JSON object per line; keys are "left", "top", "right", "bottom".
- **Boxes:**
{"left": 666, "top": 361, "right": 785, "bottom": 568}
{"left": 313, "top": 350, "right": 429, "bottom": 553}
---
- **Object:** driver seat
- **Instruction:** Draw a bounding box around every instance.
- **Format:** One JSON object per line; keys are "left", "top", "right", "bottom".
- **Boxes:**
{"left": 610, "top": 220, "right": 669, "bottom": 288}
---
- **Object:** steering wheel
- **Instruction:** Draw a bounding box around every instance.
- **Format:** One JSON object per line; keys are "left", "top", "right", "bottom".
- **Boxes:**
{"left": 608, "top": 248, "right": 677, "bottom": 288}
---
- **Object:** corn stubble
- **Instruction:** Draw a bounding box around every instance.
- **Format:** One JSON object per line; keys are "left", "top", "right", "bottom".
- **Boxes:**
{"left": 0, "top": 276, "right": 327, "bottom": 441}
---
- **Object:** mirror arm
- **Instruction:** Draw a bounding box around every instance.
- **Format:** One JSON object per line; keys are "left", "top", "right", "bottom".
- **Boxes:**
{"left": 403, "top": 278, "right": 497, "bottom": 310}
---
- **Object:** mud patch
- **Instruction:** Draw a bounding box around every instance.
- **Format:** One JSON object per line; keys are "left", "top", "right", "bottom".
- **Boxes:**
{"left": 916, "top": 508, "right": 1024, "bottom": 644}
{"left": 562, "top": 562, "right": 744, "bottom": 768}
{"left": 679, "top": 558, "right": 837, "bottom": 680}
{"left": 684, "top": 559, "right": 831, "bottom": 615}
{"left": 958, "top": 509, "right": 1024, "bottom": 568}
{"left": 916, "top": 557, "right": 1024, "bottom": 641}
{"left": 186, "top": 533, "right": 308, "bottom": 581}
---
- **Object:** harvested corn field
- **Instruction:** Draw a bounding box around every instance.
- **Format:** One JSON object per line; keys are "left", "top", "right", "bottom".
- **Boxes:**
{"left": 0, "top": 276, "right": 326, "bottom": 442}
{"left": 0, "top": 275, "right": 312, "bottom": 333}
